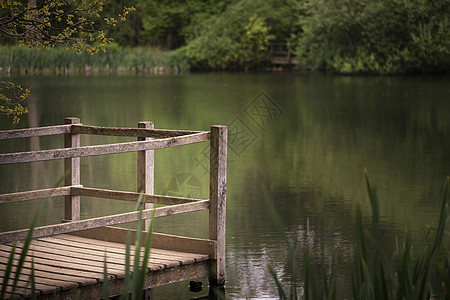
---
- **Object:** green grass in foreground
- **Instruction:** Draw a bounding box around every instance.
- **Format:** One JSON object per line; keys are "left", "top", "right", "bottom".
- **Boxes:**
{"left": 267, "top": 171, "right": 450, "bottom": 299}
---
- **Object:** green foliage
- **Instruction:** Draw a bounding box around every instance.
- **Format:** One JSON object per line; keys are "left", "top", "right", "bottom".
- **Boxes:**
{"left": 136, "top": 0, "right": 229, "bottom": 50}
{"left": 268, "top": 172, "right": 450, "bottom": 299}
{"left": 296, "top": 0, "right": 450, "bottom": 74}
{"left": 0, "top": 0, "right": 135, "bottom": 124}
{"left": 0, "top": 81, "right": 30, "bottom": 124}
{"left": 0, "top": 0, "right": 134, "bottom": 54}
{"left": 184, "top": 0, "right": 302, "bottom": 70}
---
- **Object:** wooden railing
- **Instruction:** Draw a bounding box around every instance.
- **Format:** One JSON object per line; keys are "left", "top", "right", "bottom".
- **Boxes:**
{"left": 0, "top": 117, "right": 227, "bottom": 287}
{"left": 267, "top": 43, "right": 298, "bottom": 65}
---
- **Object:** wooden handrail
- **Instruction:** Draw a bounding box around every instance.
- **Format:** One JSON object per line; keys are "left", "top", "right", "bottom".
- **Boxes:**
{"left": 0, "top": 186, "right": 76, "bottom": 204}
{"left": 0, "top": 186, "right": 205, "bottom": 205}
{"left": 72, "top": 124, "right": 203, "bottom": 138}
{"left": 73, "top": 187, "right": 205, "bottom": 205}
{"left": 0, "top": 124, "right": 204, "bottom": 140}
{"left": 0, "top": 118, "right": 228, "bottom": 288}
{"left": 0, "top": 124, "right": 72, "bottom": 140}
{"left": 0, "top": 132, "right": 210, "bottom": 165}
{"left": 0, "top": 200, "right": 210, "bottom": 244}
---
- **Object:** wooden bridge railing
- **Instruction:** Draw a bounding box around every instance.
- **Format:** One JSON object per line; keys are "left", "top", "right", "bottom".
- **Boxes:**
{"left": 0, "top": 117, "right": 227, "bottom": 287}
{"left": 267, "top": 43, "right": 298, "bottom": 65}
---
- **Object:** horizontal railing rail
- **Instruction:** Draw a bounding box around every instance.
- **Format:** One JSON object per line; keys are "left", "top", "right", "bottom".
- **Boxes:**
{"left": 71, "top": 124, "right": 204, "bottom": 138}
{"left": 0, "top": 186, "right": 76, "bottom": 204}
{"left": 0, "top": 124, "right": 73, "bottom": 140}
{"left": 0, "top": 124, "right": 206, "bottom": 140}
{"left": 0, "top": 131, "right": 209, "bottom": 165}
{"left": 0, "top": 186, "right": 206, "bottom": 205}
{"left": 0, "top": 200, "right": 210, "bottom": 244}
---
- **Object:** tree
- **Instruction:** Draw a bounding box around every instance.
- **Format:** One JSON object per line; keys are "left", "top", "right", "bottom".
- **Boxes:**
{"left": 0, "top": 81, "right": 29, "bottom": 124}
{"left": 136, "top": 0, "right": 231, "bottom": 50}
{"left": 296, "top": 0, "right": 450, "bottom": 74}
{"left": 0, "top": 0, "right": 134, "bottom": 124}
{"left": 183, "top": 0, "right": 301, "bottom": 70}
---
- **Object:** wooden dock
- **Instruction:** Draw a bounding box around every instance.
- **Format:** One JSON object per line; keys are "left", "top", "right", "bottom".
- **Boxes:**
{"left": 267, "top": 43, "right": 298, "bottom": 66}
{"left": 0, "top": 118, "right": 227, "bottom": 299}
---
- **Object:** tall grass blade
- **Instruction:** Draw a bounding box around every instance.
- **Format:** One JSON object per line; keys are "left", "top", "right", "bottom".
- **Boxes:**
{"left": 1, "top": 241, "right": 17, "bottom": 299}
{"left": 268, "top": 265, "right": 287, "bottom": 300}
{"left": 31, "top": 257, "right": 36, "bottom": 300}
{"left": 112, "top": 193, "right": 154, "bottom": 300}
{"left": 263, "top": 190, "right": 302, "bottom": 298}
{"left": 103, "top": 254, "right": 110, "bottom": 300}
{"left": 118, "top": 229, "right": 132, "bottom": 300}
{"left": 131, "top": 195, "right": 144, "bottom": 300}
{"left": 10, "top": 213, "right": 38, "bottom": 298}
{"left": 139, "top": 209, "right": 154, "bottom": 293}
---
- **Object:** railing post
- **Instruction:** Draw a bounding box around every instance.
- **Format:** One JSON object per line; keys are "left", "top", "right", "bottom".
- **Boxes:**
{"left": 209, "top": 125, "right": 227, "bottom": 288}
{"left": 138, "top": 121, "right": 154, "bottom": 230}
{"left": 64, "top": 117, "right": 81, "bottom": 221}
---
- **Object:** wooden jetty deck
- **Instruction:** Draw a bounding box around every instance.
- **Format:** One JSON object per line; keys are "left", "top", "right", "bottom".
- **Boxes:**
{"left": 0, "top": 118, "right": 227, "bottom": 299}
{"left": 267, "top": 43, "right": 298, "bottom": 66}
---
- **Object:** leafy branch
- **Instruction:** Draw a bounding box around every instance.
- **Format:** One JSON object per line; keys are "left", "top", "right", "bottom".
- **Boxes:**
{"left": 0, "top": 0, "right": 135, "bottom": 54}
{"left": 0, "top": 81, "right": 30, "bottom": 124}
{"left": 0, "top": 0, "right": 135, "bottom": 125}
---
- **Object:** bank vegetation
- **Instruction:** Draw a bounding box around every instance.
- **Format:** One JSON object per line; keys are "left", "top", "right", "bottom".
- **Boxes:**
{"left": 1, "top": 0, "right": 449, "bottom": 75}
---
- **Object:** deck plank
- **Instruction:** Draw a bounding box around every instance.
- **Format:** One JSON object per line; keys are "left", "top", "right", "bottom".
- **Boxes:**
{"left": 0, "top": 234, "right": 210, "bottom": 299}
{"left": 0, "top": 269, "right": 78, "bottom": 291}
{"left": 0, "top": 263, "right": 94, "bottom": 287}
{"left": 0, "top": 243, "right": 144, "bottom": 271}
{"left": 60, "top": 234, "right": 209, "bottom": 262}
{"left": 1, "top": 276, "right": 59, "bottom": 294}
{"left": 0, "top": 250, "right": 123, "bottom": 279}
{"left": 0, "top": 248, "right": 127, "bottom": 273}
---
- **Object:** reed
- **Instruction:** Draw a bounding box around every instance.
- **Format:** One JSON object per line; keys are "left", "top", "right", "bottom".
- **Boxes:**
{"left": 0, "top": 45, "right": 190, "bottom": 75}
{"left": 101, "top": 194, "right": 155, "bottom": 299}
{"left": 268, "top": 171, "right": 450, "bottom": 299}
{"left": 0, "top": 214, "right": 37, "bottom": 300}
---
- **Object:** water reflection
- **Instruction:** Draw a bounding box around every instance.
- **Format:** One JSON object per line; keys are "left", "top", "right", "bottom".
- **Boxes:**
{"left": 1, "top": 73, "right": 449, "bottom": 298}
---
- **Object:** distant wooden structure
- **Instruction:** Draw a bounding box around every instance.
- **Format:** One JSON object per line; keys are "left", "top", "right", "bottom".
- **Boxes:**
{"left": 0, "top": 118, "right": 227, "bottom": 299}
{"left": 267, "top": 43, "right": 298, "bottom": 66}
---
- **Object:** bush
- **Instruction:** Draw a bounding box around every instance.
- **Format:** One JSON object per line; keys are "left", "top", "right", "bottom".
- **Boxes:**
{"left": 296, "top": 0, "right": 450, "bottom": 74}
{"left": 183, "top": 0, "right": 300, "bottom": 70}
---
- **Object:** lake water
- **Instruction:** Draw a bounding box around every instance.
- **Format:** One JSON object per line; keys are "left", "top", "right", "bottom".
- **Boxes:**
{"left": 1, "top": 72, "right": 450, "bottom": 298}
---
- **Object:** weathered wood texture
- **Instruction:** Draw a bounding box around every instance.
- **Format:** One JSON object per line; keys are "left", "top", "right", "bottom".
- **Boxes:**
{"left": 0, "top": 132, "right": 210, "bottom": 165}
{"left": 138, "top": 121, "right": 154, "bottom": 230}
{"left": 71, "top": 124, "right": 203, "bottom": 138}
{"left": 0, "top": 119, "right": 228, "bottom": 296}
{"left": 0, "top": 124, "right": 202, "bottom": 141}
{"left": 0, "top": 234, "right": 209, "bottom": 299}
{"left": 64, "top": 117, "right": 81, "bottom": 221}
{"left": 0, "top": 185, "right": 203, "bottom": 205}
{"left": 0, "top": 125, "right": 72, "bottom": 140}
{"left": 72, "top": 187, "right": 202, "bottom": 205}
{"left": 209, "top": 125, "right": 227, "bottom": 288}
{"left": 0, "top": 186, "right": 73, "bottom": 204}
{"left": 71, "top": 226, "right": 217, "bottom": 258}
{"left": 0, "top": 200, "right": 209, "bottom": 244}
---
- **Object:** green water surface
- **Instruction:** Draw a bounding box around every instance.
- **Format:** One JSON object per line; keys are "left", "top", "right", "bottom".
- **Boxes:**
{"left": 1, "top": 72, "right": 449, "bottom": 298}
